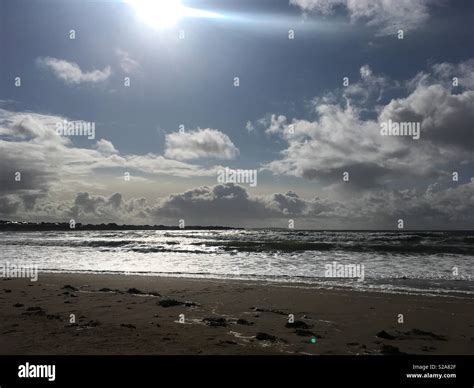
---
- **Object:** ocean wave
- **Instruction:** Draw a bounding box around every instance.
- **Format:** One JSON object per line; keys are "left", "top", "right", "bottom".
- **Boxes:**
{"left": 1, "top": 236, "right": 473, "bottom": 255}
{"left": 205, "top": 240, "right": 473, "bottom": 255}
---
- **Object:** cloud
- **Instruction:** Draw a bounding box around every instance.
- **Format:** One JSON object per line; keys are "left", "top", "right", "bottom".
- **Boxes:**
{"left": 153, "top": 183, "right": 267, "bottom": 220}
{"left": 152, "top": 185, "right": 310, "bottom": 220}
{"left": 1, "top": 176, "right": 473, "bottom": 228}
{"left": 68, "top": 192, "right": 125, "bottom": 219}
{"left": 0, "top": 196, "right": 21, "bottom": 215}
{"left": 164, "top": 128, "right": 239, "bottom": 161}
{"left": 6, "top": 181, "right": 471, "bottom": 228}
{"left": 431, "top": 59, "right": 474, "bottom": 90}
{"left": 343, "top": 64, "right": 394, "bottom": 105}
{"left": 116, "top": 49, "right": 141, "bottom": 73}
{"left": 245, "top": 121, "right": 254, "bottom": 132}
{"left": 290, "top": 0, "right": 436, "bottom": 35}
{"left": 380, "top": 59, "right": 474, "bottom": 151}
{"left": 37, "top": 57, "right": 111, "bottom": 85}
{"left": 94, "top": 139, "right": 118, "bottom": 155}
{"left": 262, "top": 101, "right": 413, "bottom": 188}
{"left": 263, "top": 61, "right": 474, "bottom": 188}
{"left": 0, "top": 108, "right": 219, "bottom": 180}
{"left": 265, "top": 114, "right": 288, "bottom": 135}
{"left": 380, "top": 84, "right": 474, "bottom": 150}
{"left": 0, "top": 107, "right": 227, "bottom": 221}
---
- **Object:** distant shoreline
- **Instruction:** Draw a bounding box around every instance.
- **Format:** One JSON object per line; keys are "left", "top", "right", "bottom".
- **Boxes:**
{"left": 1, "top": 221, "right": 472, "bottom": 232}
{"left": 0, "top": 220, "right": 240, "bottom": 231}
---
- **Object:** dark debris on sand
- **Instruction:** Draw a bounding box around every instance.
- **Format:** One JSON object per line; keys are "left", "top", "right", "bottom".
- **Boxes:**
{"left": 62, "top": 285, "right": 78, "bottom": 291}
{"left": 127, "top": 288, "right": 144, "bottom": 295}
{"left": 294, "top": 329, "right": 321, "bottom": 338}
{"left": 403, "top": 328, "right": 447, "bottom": 341}
{"left": 217, "top": 340, "right": 238, "bottom": 346}
{"left": 98, "top": 287, "right": 123, "bottom": 293}
{"left": 255, "top": 332, "right": 287, "bottom": 343}
{"left": 158, "top": 299, "right": 198, "bottom": 308}
{"left": 376, "top": 328, "right": 447, "bottom": 341}
{"left": 285, "top": 320, "right": 312, "bottom": 329}
{"left": 236, "top": 318, "right": 254, "bottom": 326}
{"left": 250, "top": 307, "right": 287, "bottom": 315}
{"left": 255, "top": 332, "right": 278, "bottom": 342}
{"left": 203, "top": 317, "right": 227, "bottom": 327}
{"left": 376, "top": 330, "right": 396, "bottom": 340}
{"left": 121, "top": 323, "right": 137, "bottom": 329}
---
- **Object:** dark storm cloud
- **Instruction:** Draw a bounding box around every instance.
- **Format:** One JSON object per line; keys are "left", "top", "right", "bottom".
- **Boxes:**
{"left": 2, "top": 181, "right": 473, "bottom": 228}
{"left": 0, "top": 196, "right": 21, "bottom": 215}
{"left": 153, "top": 184, "right": 274, "bottom": 220}
{"left": 68, "top": 192, "right": 124, "bottom": 219}
{"left": 151, "top": 181, "right": 474, "bottom": 228}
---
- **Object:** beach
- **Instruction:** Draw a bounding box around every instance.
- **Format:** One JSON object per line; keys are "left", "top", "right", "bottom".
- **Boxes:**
{"left": 1, "top": 273, "right": 473, "bottom": 355}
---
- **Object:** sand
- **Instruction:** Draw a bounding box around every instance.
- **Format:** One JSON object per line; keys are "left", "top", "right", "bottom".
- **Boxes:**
{"left": 0, "top": 273, "right": 473, "bottom": 355}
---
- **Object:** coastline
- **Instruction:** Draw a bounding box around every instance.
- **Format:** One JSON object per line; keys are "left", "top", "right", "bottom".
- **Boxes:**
{"left": 1, "top": 272, "right": 473, "bottom": 355}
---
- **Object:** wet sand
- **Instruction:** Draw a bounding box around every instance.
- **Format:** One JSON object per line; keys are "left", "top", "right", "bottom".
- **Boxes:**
{"left": 1, "top": 273, "right": 473, "bottom": 355}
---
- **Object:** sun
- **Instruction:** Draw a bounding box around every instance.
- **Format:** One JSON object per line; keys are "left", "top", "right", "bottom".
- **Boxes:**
{"left": 125, "top": 0, "right": 186, "bottom": 29}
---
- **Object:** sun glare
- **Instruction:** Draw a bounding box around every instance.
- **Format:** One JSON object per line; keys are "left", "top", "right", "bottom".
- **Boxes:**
{"left": 125, "top": 0, "right": 185, "bottom": 29}
{"left": 125, "top": 0, "right": 223, "bottom": 29}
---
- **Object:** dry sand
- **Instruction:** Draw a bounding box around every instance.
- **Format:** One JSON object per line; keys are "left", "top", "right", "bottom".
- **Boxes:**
{"left": 1, "top": 273, "right": 473, "bottom": 355}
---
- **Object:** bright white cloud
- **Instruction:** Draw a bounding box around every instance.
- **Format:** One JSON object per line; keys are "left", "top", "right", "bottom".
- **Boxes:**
{"left": 164, "top": 128, "right": 239, "bottom": 161}
{"left": 94, "top": 139, "right": 119, "bottom": 155}
{"left": 37, "top": 57, "right": 112, "bottom": 85}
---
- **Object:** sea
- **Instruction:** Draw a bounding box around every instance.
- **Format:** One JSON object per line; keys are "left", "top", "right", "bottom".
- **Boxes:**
{"left": 1, "top": 230, "right": 473, "bottom": 297}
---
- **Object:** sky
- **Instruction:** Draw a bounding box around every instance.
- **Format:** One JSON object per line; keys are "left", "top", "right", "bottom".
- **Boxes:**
{"left": 0, "top": 0, "right": 473, "bottom": 228}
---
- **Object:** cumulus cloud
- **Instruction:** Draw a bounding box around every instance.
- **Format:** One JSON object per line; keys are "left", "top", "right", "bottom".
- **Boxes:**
{"left": 68, "top": 192, "right": 125, "bottom": 219}
{"left": 380, "top": 84, "right": 474, "bottom": 150}
{"left": 290, "top": 0, "right": 436, "bottom": 35}
{"left": 265, "top": 114, "right": 288, "bottom": 135}
{"left": 94, "top": 139, "right": 118, "bottom": 155}
{"left": 431, "top": 59, "right": 474, "bottom": 90}
{"left": 164, "top": 128, "right": 239, "bottom": 161}
{"left": 37, "top": 57, "right": 111, "bottom": 85}
{"left": 263, "top": 60, "right": 474, "bottom": 188}
{"left": 153, "top": 183, "right": 267, "bottom": 219}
